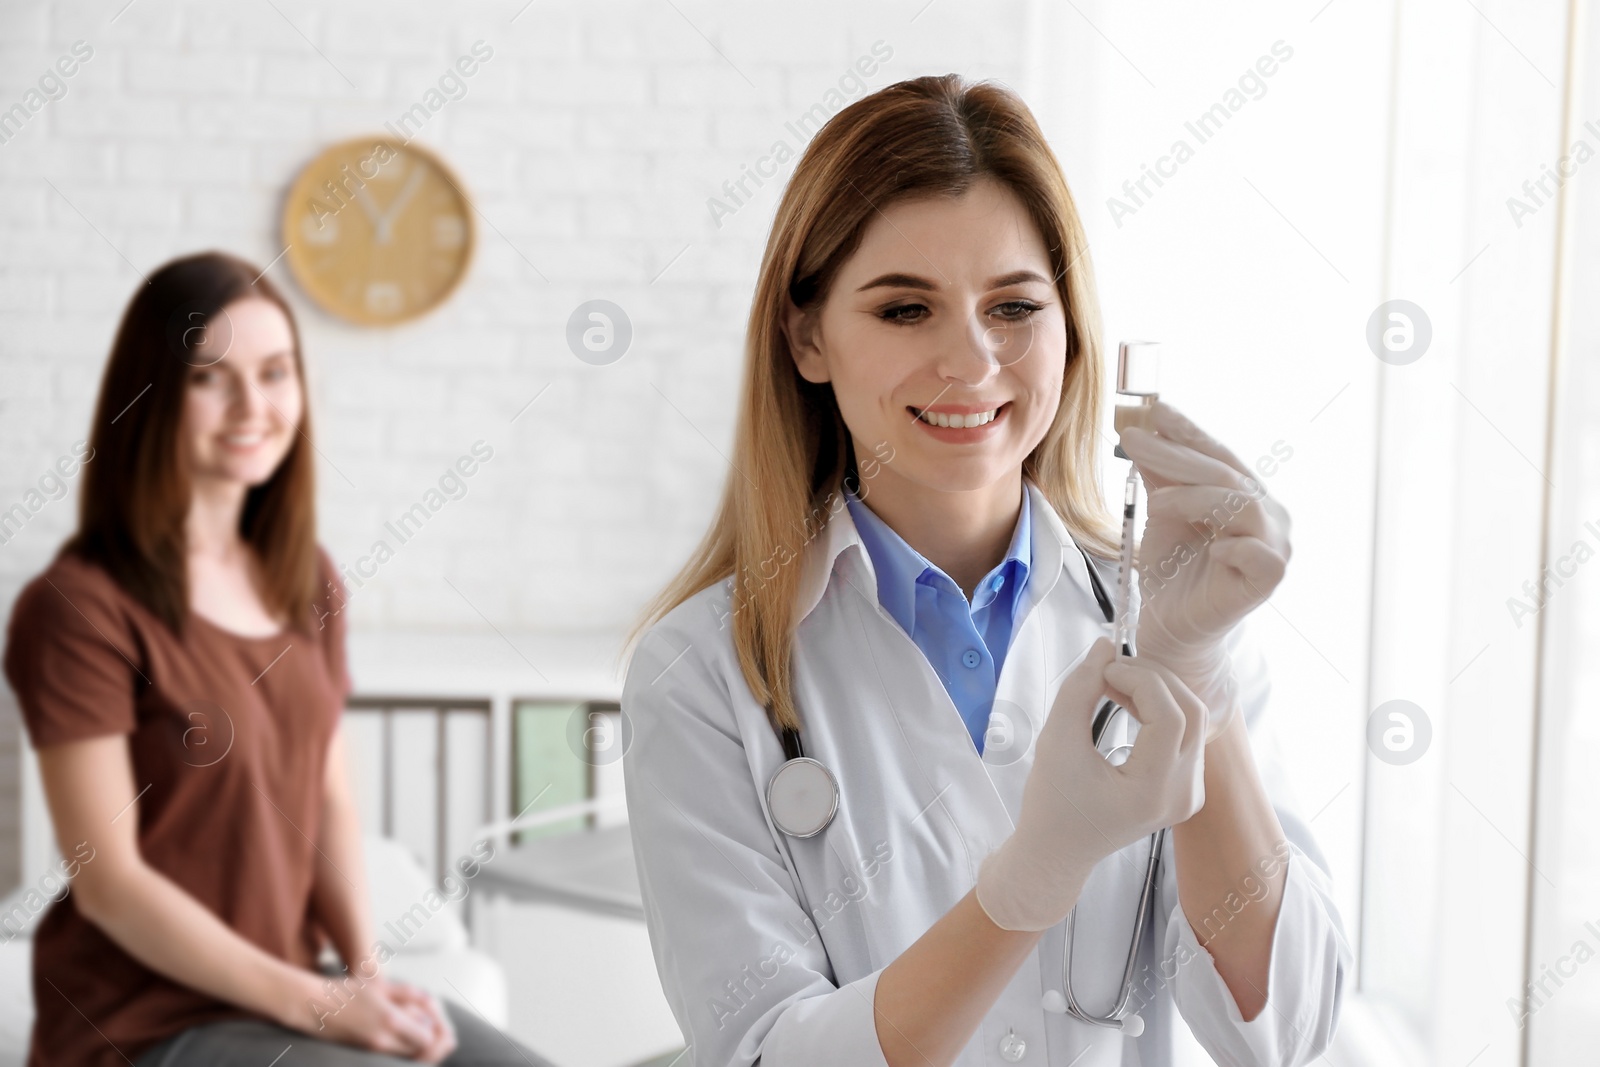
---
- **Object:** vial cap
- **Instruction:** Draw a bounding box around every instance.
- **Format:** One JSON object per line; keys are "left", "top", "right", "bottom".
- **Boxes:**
{"left": 1117, "top": 340, "right": 1162, "bottom": 396}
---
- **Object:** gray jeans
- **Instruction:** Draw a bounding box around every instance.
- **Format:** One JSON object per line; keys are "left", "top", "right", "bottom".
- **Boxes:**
{"left": 133, "top": 1000, "right": 556, "bottom": 1067}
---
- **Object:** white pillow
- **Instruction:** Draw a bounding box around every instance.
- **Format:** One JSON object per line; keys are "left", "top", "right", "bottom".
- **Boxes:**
{"left": 0, "top": 885, "right": 49, "bottom": 943}
{"left": 0, "top": 840, "right": 469, "bottom": 963}
{"left": 356, "top": 836, "right": 470, "bottom": 956}
{"left": 0, "top": 939, "right": 32, "bottom": 1067}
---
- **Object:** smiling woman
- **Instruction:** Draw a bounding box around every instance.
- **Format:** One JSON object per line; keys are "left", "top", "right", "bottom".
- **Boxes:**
{"left": 1, "top": 252, "right": 551, "bottom": 1067}
{"left": 620, "top": 73, "right": 1347, "bottom": 1067}
{"left": 68, "top": 252, "right": 320, "bottom": 634}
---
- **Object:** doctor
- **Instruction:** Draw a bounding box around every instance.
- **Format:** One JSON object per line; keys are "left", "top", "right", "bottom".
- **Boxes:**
{"left": 622, "top": 73, "right": 1349, "bottom": 1067}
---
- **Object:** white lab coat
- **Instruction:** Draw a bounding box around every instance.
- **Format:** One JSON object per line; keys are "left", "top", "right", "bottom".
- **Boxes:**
{"left": 622, "top": 479, "right": 1351, "bottom": 1067}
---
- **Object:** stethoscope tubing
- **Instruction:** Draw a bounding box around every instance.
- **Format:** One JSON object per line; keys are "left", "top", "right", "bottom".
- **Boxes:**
{"left": 764, "top": 541, "right": 1166, "bottom": 1032}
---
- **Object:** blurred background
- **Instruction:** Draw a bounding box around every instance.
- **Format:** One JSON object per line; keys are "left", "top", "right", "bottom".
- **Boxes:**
{"left": 0, "top": 0, "right": 1594, "bottom": 1065}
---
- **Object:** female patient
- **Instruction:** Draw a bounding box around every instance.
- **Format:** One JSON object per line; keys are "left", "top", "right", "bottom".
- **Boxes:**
{"left": 3, "top": 252, "right": 548, "bottom": 1066}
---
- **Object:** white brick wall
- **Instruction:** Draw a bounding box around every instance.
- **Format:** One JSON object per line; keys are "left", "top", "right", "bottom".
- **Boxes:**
{"left": 0, "top": 8, "right": 1404, "bottom": 994}
{"left": 0, "top": 0, "right": 1404, "bottom": 834}
{"left": 0, "top": 0, "right": 1044, "bottom": 898}
{"left": 0, "top": 0, "right": 1027, "bottom": 640}
{"left": 14, "top": 5, "right": 1511, "bottom": 1062}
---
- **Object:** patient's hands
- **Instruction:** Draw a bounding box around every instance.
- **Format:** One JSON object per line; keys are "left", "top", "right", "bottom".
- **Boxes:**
{"left": 387, "top": 980, "right": 458, "bottom": 1063}
{"left": 290, "top": 970, "right": 458, "bottom": 1062}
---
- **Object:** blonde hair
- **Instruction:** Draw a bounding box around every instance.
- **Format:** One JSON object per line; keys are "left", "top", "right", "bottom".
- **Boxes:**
{"left": 630, "top": 74, "right": 1118, "bottom": 732}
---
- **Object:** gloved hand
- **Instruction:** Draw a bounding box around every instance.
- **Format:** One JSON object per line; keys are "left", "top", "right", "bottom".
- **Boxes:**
{"left": 975, "top": 638, "right": 1207, "bottom": 932}
{"left": 1118, "top": 400, "right": 1292, "bottom": 743}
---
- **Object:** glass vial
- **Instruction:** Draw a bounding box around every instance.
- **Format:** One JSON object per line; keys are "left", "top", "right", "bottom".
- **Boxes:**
{"left": 1113, "top": 340, "right": 1161, "bottom": 458}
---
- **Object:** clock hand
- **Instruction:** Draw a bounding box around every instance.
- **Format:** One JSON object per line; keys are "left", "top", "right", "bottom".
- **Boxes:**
{"left": 353, "top": 185, "right": 384, "bottom": 228}
{"left": 375, "top": 167, "right": 427, "bottom": 245}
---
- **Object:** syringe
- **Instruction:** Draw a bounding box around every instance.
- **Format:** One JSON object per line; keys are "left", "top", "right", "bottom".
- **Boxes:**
{"left": 1112, "top": 340, "right": 1161, "bottom": 654}
{"left": 1114, "top": 465, "right": 1138, "bottom": 652}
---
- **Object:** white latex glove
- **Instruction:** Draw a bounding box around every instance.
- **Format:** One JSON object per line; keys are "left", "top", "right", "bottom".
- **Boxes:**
{"left": 1118, "top": 400, "right": 1292, "bottom": 743}
{"left": 975, "top": 638, "right": 1207, "bottom": 932}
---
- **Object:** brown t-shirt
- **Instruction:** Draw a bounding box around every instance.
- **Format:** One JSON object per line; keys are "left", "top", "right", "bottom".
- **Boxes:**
{"left": 2, "top": 547, "right": 351, "bottom": 1067}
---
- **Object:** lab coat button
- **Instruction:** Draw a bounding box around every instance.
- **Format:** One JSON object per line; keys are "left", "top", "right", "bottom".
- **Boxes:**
{"left": 998, "top": 1028, "right": 1026, "bottom": 1061}
{"left": 962, "top": 648, "right": 982, "bottom": 669}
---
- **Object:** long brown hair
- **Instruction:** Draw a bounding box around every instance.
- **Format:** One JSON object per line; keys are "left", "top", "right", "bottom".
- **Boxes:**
{"left": 65, "top": 251, "right": 318, "bottom": 635}
{"left": 632, "top": 74, "right": 1118, "bottom": 732}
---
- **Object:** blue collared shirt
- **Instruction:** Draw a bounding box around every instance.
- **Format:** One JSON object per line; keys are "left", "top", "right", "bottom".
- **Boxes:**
{"left": 844, "top": 487, "right": 1032, "bottom": 755}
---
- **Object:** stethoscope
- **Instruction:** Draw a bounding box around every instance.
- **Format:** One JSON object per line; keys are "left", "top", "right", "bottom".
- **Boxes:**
{"left": 764, "top": 544, "right": 1163, "bottom": 1035}
{"left": 765, "top": 724, "right": 840, "bottom": 839}
{"left": 1042, "top": 546, "right": 1164, "bottom": 1036}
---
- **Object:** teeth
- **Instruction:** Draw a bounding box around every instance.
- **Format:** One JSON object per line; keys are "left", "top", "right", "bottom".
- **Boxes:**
{"left": 224, "top": 433, "right": 264, "bottom": 446}
{"left": 916, "top": 407, "right": 999, "bottom": 429}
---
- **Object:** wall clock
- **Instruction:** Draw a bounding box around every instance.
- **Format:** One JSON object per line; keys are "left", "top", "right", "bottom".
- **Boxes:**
{"left": 282, "top": 137, "right": 475, "bottom": 326}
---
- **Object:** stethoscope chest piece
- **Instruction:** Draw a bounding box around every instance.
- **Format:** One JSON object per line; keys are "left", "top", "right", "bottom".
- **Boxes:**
{"left": 767, "top": 724, "right": 839, "bottom": 839}
{"left": 767, "top": 757, "right": 837, "bottom": 838}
